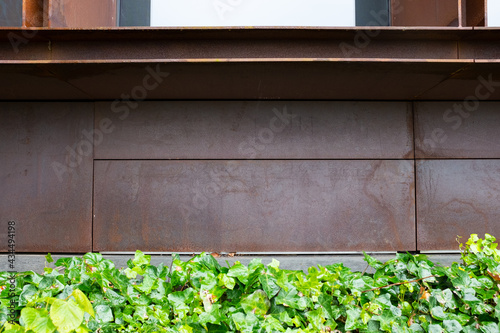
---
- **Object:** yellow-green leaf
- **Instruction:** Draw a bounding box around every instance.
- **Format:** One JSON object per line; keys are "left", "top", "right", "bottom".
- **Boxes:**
{"left": 72, "top": 289, "right": 95, "bottom": 317}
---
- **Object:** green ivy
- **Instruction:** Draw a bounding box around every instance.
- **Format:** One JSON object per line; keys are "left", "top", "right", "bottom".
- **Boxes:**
{"left": 2, "top": 234, "right": 500, "bottom": 332}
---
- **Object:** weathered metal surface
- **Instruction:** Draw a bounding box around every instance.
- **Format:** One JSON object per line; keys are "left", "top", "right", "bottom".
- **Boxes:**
{"left": 391, "top": 0, "right": 459, "bottom": 26}
{"left": 2, "top": 27, "right": 500, "bottom": 101}
{"left": 0, "top": 102, "right": 93, "bottom": 252}
{"left": 93, "top": 160, "right": 416, "bottom": 252}
{"left": 23, "top": 0, "right": 44, "bottom": 27}
{"left": 0, "top": 28, "right": 475, "bottom": 61}
{"left": 460, "top": 40, "right": 500, "bottom": 60}
{"left": 465, "top": 0, "right": 485, "bottom": 26}
{"left": 417, "top": 62, "right": 500, "bottom": 100}
{"left": 95, "top": 101, "right": 413, "bottom": 159}
{"left": 0, "top": 60, "right": 472, "bottom": 100}
{"left": 48, "top": 0, "right": 116, "bottom": 28}
{"left": 417, "top": 160, "right": 500, "bottom": 250}
{"left": 415, "top": 102, "right": 500, "bottom": 158}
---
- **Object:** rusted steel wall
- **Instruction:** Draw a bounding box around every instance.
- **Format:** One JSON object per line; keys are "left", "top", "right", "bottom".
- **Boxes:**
{"left": 93, "top": 160, "right": 415, "bottom": 253}
{"left": 2, "top": 100, "right": 500, "bottom": 253}
{"left": 415, "top": 102, "right": 500, "bottom": 250}
{"left": 0, "top": 103, "right": 93, "bottom": 253}
{"left": 92, "top": 101, "right": 415, "bottom": 252}
{"left": 94, "top": 101, "right": 413, "bottom": 159}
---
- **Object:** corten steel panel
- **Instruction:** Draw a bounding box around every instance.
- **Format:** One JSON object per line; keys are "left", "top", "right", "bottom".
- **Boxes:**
{"left": 415, "top": 102, "right": 500, "bottom": 159}
{"left": 93, "top": 160, "right": 416, "bottom": 252}
{"left": 0, "top": 103, "right": 93, "bottom": 252}
{"left": 23, "top": 0, "right": 44, "bottom": 27}
{"left": 465, "top": 0, "right": 485, "bottom": 26}
{"left": 391, "top": 0, "right": 459, "bottom": 27}
{"left": 417, "top": 160, "right": 500, "bottom": 251}
{"left": 48, "top": 0, "right": 116, "bottom": 28}
{"left": 95, "top": 101, "right": 413, "bottom": 160}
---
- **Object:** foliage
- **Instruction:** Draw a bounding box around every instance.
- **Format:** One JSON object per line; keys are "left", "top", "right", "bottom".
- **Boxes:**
{"left": 2, "top": 235, "right": 500, "bottom": 332}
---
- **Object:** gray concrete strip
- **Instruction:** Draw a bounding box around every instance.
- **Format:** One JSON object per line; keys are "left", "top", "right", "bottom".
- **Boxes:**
{"left": 1, "top": 253, "right": 462, "bottom": 274}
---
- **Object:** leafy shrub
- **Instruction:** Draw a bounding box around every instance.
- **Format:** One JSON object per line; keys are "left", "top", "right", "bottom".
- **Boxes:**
{"left": 2, "top": 234, "right": 500, "bottom": 332}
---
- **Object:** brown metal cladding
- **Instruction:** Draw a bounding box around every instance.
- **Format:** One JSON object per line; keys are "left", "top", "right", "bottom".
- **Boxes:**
{"left": 465, "top": 0, "right": 485, "bottom": 26}
{"left": 93, "top": 160, "right": 416, "bottom": 252}
{"left": 94, "top": 101, "right": 414, "bottom": 160}
{"left": 417, "top": 160, "right": 500, "bottom": 250}
{"left": 391, "top": 0, "right": 459, "bottom": 26}
{"left": 22, "top": 0, "right": 44, "bottom": 27}
{"left": 0, "top": 103, "right": 93, "bottom": 253}
{"left": 48, "top": 0, "right": 117, "bottom": 28}
{"left": 415, "top": 102, "right": 500, "bottom": 159}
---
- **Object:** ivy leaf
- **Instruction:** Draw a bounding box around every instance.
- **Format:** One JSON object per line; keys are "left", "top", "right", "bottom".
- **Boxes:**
{"left": 219, "top": 273, "right": 236, "bottom": 290}
{"left": 71, "top": 289, "right": 95, "bottom": 317}
{"left": 94, "top": 304, "right": 114, "bottom": 323}
{"left": 259, "top": 272, "right": 280, "bottom": 298}
{"left": 262, "top": 315, "right": 285, "bottom": 332}
{"left": 275, "top": 284, "right": 310, "bottom": 310}
{"left": 132, "top": 250, "right": 151, "bottom": 267}
{"left": 429, "top": 324, "right": 445, "bottom": 333}
{"left": 45, "top": 253, "right": 54, "bottom": 264}
{"left": 443, "top": 319, "right": 463, "bottom": 333}
{"left": 479, "top": 322, "right": 500, "bottom": 333}
{"left": 431, "top": 306, "right": 448, "bottom": 320}
{"left": 305, "top": 307, "right": 325, "bottom": 329}
{"left": 345, "top": 307, "right": 362, "bottom": 331}
{"left": 20, "top": 308, "right": 56, "bottom": 333}
{"left": 241, "top": 290, "right": 271, "bottom": 316}
{"left": 1, "top": 322, "right": 25, "bottom": 333}
{"left": 227, "top": 262, "right": 249, "bottom": 284}
{"left": 363, "top": 252, "right": 384, "bottom": 270}
{"left": 50, "top": 299, "right": 85, "bottom": 333}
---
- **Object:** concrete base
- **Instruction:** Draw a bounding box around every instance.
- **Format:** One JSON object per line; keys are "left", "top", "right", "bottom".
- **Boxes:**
{"left": 1, "top": 253, "right": 462, "bottom": 274}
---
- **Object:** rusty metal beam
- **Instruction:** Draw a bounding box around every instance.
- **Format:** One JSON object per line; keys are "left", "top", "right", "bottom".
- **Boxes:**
{"left": 0, "top": 28, "right": 498, "bottom": 100}
{"left": 0, "top": 60, "right": 474, "bottom": 100}
{"left": 1, "top": 27, "right": 498, "bottom": 62}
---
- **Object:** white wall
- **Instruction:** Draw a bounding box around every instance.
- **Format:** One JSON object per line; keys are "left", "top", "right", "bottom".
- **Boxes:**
{"left": 488, "top": 0, "right": 500, "bottom": 26}
{"left": 150, "top": 0, "right": 356, "bottom": 27}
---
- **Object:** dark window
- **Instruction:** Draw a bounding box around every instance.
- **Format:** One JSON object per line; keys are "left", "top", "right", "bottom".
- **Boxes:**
{"left": 356, "top": 0, "right": 390, "bottom": 26}
{"left": 0, "top": 0, "right": 22, "bottom": 27}
{"left": 119, "top": 0, "right": 151, "bottom": 27}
